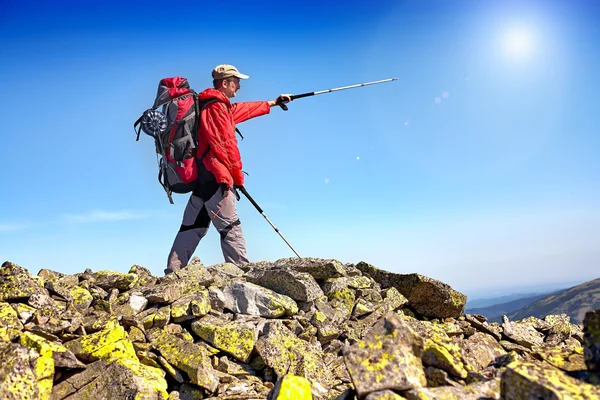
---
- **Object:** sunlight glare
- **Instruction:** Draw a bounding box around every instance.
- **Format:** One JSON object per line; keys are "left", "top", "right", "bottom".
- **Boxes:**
{"left": 502, "top": 27, "right": 534, "bottom": 60}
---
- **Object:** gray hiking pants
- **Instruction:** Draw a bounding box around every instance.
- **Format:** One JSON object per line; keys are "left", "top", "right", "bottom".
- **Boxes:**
{"left": 165, "top": 187, "right": 248, "bottom": 275}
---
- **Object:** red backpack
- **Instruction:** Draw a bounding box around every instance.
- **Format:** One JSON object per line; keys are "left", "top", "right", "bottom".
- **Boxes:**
{"left": 134, "top": 77, "right": 216, "bottom": 203}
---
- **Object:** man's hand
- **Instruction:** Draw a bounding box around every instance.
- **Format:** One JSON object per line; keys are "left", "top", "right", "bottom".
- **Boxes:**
{"left": 268, "top": 94, "right": 293, "bottom": 107}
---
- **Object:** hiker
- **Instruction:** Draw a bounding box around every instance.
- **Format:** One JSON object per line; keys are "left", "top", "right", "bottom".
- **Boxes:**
{"left": 165, "top": 64, "right": 292, "bottom": 274}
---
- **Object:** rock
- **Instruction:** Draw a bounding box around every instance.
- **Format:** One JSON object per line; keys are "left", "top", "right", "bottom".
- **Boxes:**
{"left": 64, "top": 324, "right": 137, "bottom": 363}
{"left": 267, "top": 374, "right": 313, "bottom": 400}
{"left": 465, "top": 314, "right": 502, "bottom": 341}
{"left": 246, "top": 268, "right": 324, "bottom": 302}
{"left": 256, "top": 320, "right": 333, "bottom": 398}
{"left": 92, "top": 270, "right": 139, "bottom": 291}
{"left": 0, "top": 302, "right": 23, "bottom": 341}
{"left": 499, "top": 340, "right": 531, "bottom": 355}
{"left": 146, "top": 328, "right": 219, "bottom": 393}
{"left": 19, "top": 331, "right": 85, "bottom": 369}
{"left": 531, "top": 346, "right": 586, "bottom": 372}
{"left": 170, "top": 291, "right": 210, "bottom": 322}
{"left": 0, "top": 261, "right": 47, "bottom": 301}
{"left": 223, "top": 281, "right": 298, "bottom": 318}
{"left": 364, "top": 390, "right": 406, "bottom": 399}
{"left": 460, "top": 332, "right": 506, "bottom": 372}
{"left": 501, "top": 360, "right": 600, "bottom": 399}
{"left": 343, "top": 312, "right": 426, "bottom": 397}
{"left": 355, "top": 262, "right": 466, "bottom": 318}
{"left": 502, "top": 316, "right": 545, "bottom": 349}
{"left": 0, "top": 342, "right": 54, "bottom": 400}
{"left": 51, "top": 359, "right": 168, "bottom": 400}
{"left": 129, "top": 264, "right": 157, "bottom": 287}
{"left": 206, "top": 262, "right": 245, "bottom": 278}
{"left": 404, "top": 378, "right": 500, "bottom": 400}
{"left": 145, "top": 274, "right": 213, "bottom": 305}
{"left": 273, "top": 257, "right": 347, "bottom": 280}
{"left": 191, "top": 314, "right": 257, "bottom": 362}
{"left": 584, "top": 309, "right": 600, "bottom": 371}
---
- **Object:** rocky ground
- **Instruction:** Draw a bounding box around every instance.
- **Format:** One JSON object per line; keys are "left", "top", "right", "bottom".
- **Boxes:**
{"left": 0, "top": 258, "right": 599, "bottom": 399}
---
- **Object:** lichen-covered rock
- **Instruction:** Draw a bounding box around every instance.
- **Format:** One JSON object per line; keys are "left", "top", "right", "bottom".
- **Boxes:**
{"left": 191, "top": 314, "right": 256, "bottom": 362}
{"left": 246, "top": 268, "right": 324, "bottom": 302}
{"left": 354, "top": 262, "right": 466, "bottom": 318}
{"left": 256, "top": 320, "right": 333, "bottom": 398}
{"left": 170, "top": 291, "right": 210, "bottom": 322}
{"left": 223, "top": 281, "right": 298, "bottom": 317}
{"left": 531, "top": 345, "right": 586, "bottom": 372}
{"left": 146, "top": 328, "right": 219, "bottom": 393}
{"left": 51, "top": 359, "right": 168, "bottom": 400}
{"left": 502, "top": 316, "right": 545, "bottom": 349}
{"left": 465, "top": 314, "right": 502, "bottom": 341}
{"left": 364, "top": 390, "right": 406, "bottom": 399}
{"left": 404, "top": 378, "right": 500, "bottom": 400}
{"left": 273, "top": 257, "right": 347, "bottom": 280}
{"left": 144, "top": 275, "right": 212, "bottom": 305}
{"left": 343, "top": 312, "right": 426, "bottom": 397}
{"left": 0, "top": 342, "right": 54, "bottom": 400}
{"left": 92, "top": 270, "right": 139, "bottom": 291}
{"left": 584, "top": 309, "right": 600, "bottom": 371}
{"left": 267, "top": 374, "right": 313, "bottom": 400}
{"left": 422, "top": 334, "right": 468, "bottom": 380}
{"left": 501, "top": 360, "right": 600, "bottom": 399}
{"left": 460, "top": 332, "right": 506, "bottom": 372}
{"left": 0, "top": 302, "right": 23, "bottom": 341}
{"left": 0, "top": 261, "right": 47, "bottom": 301}
{"left": 19, "top": 331, "right": 85, "bottom": 369}
{"left": 129, "top": 264, "right": 157, "bottom": 287}
{"left": 64, "top": 324, "right": 138, "bottom": 363}
{"left": 206, "top": 261, "right": 245, "bottom": 278}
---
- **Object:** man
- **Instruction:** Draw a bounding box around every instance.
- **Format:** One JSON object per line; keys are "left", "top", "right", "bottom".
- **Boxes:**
{"left": 165, "top": 64, "right": 291, "bottom": 274}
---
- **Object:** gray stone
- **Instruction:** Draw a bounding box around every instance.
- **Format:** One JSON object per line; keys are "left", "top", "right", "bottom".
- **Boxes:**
{"left": 343, "top": 312, "right": 426, "bottom": 397}
{"left": 584, "top": 309, "right": 600, "bottom": 371}
{"left": 223, "top": 281, "right": 298, "bottom": 318}
{"left": 502, "top": 316, "right": 544, "bottom": 349}
{"left": 355, "top": 262, "right": 466, "bottom": 318}
{"left": 0, "top": 262, "right": 48, "bottom": 301}
{"left": 245, "top": 268, "right": 324, "bottom": 302}
{"left": 147, "top": 328, "right": 219, "bottom": 393}
{"left": 404, "top": 378, "right": 500, "bottom": 400}
{"left": 273, "top": 257, "right": 347, "bottom": 280}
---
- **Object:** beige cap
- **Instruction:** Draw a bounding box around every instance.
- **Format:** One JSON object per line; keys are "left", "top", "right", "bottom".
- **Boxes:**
{"left": 211, "top": 64, "right": 249, "bottom": 80}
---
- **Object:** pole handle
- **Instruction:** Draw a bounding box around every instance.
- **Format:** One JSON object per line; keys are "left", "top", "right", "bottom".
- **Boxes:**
{"left": 276, "top": 98, "right": 288, "bottom": 111}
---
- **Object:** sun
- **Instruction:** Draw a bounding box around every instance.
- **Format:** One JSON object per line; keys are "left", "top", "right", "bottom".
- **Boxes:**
{"left": 502, "top": 28, "right": 535, "bottom": 60}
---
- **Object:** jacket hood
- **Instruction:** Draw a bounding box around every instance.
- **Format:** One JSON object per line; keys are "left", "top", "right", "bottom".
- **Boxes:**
{"left": 198, "top": 88, "right": 230, "bottom": 104}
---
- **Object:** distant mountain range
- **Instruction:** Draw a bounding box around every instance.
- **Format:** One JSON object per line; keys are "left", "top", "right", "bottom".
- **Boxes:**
{"left": 467, "top": 278, "right": 600, "bottom": 325}
{"left": 507, "top": 277, "right": 600, "bottom": 325}
{"left": 466, "top": 292, "right": 554, "bottom": 321}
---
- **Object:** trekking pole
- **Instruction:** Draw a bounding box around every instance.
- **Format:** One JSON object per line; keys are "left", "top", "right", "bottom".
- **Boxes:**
{"left": 237, "top": 186, "right": 301, "bottom": 258}
{"left": 276, "top": 78, "right": 398, "bottom": 110}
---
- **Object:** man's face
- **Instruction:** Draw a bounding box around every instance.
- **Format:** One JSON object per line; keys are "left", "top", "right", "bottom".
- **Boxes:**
{"left": 223, "top": 77, "right": 241, "bottom": 98}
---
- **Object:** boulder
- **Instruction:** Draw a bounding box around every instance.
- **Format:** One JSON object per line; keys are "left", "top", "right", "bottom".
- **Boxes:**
{"left": 355, "top": 262, "right": 466, "bottom": 318}
{"left": 584, "top": 309, "right": 600, "bottom": 371}
{"left": 343, "top": 312, "right": 426, "bottom": 397}
{"left": 191, "top": 314, "right": 257, "bottom": 362}
{"left": 0, "top": 342, "right": 54, "bottom": 400}
{"left": 245, "top": 268, "right": 324, "bottom": 302}
{"left": 223, "top": 281, "right": 298, "bottom": 318}
{"left": 267, "top": 374, "right": 313, "bottom": 400}
{"left": 0, "top": 261, "right": 47, "bottom": 301}
{"left": 501, "top": 360, "right": 600, "bottom": 399}
{"left": 146, "top": 328, "right": 219, "bottom": 393}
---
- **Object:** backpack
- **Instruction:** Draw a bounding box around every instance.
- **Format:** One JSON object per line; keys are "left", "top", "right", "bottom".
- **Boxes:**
{"left": 134, "top": 77, "right": 217, "bottom": 204}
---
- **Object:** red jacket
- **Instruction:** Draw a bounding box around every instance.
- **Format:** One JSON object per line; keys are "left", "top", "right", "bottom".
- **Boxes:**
{"left": 196, "top": 88, "right": 270, "bottom": 187}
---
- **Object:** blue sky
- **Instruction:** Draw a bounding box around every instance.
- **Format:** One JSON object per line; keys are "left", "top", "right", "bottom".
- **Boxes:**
{"left": 1, "top": 0, "right": 599, "bottom": 299}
